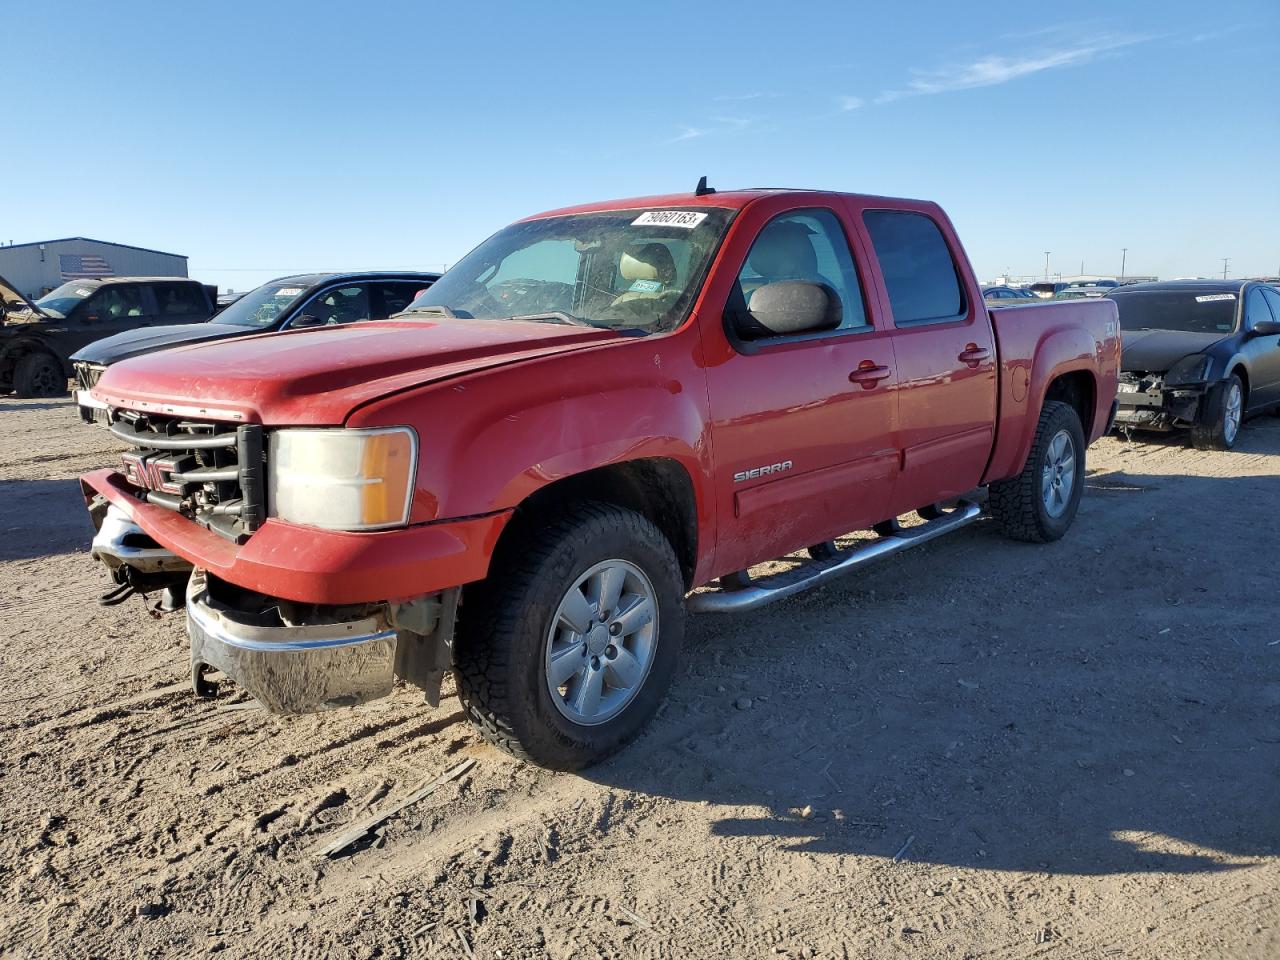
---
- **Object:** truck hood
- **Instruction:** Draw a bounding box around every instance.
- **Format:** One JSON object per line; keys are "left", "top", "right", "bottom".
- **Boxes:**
{"left": 1120, "top": 328, "right": 1227, "bottom": 373}
{"left": 93, "top": 318, "right": 623, "bottom": 424}
{"left": 70, "top": 322, "right": 251, "bottom": 366}
{"left": 0, "top": 272, "right": 51, "bottom": 324}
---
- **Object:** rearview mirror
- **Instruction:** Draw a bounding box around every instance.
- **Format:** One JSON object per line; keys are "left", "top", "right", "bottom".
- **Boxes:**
{"left": 736, "top": 281, "right": 840, "bottom": 340}
{"left": 290, "top": 314, "right": 323, "bottom": 329}
{"left": 1251, "top": 319, "right": 1280, "bottom": 337}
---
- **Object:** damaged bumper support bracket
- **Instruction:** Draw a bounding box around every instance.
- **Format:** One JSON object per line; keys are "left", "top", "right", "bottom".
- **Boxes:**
{"left": 89, "top": 499, "right": 193, "bottom": 604}
{"left": 187, "top": 570, "right": 459, "bottom": 713}
{"left": 1114, "top": 382, "right": 1205, "bottom": 430}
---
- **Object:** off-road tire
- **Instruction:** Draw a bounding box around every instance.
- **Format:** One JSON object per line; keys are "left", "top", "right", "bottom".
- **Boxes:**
{"left": 13, "top": 352, "right": 67, "bottom": 398}
{"left": 1191, "top": 374, "right": 1243, "bottom": 450}
{"left": 454, "top": 502, "right": 685, "bottom": 770}
{"left": 988, "top": 400, "right": 1086, "bottom": 543}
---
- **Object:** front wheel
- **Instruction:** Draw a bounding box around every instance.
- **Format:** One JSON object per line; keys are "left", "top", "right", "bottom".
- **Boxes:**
{"left": 988, "top": 400, "right": 1086, "bottom": 543}
{"left": 1190, "top": 374, "right": 1243, "bottom": 450}
{"left": 454, "top": 503, "right": 685, "bottom": 770}
{"left": 14, "top": 352, "right": 67, "bottom": 398}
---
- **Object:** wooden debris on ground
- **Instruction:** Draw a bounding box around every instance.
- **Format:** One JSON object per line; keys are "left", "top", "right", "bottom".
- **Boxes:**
{"left": 311, "top": 757, "right": 476, "bottom": 858}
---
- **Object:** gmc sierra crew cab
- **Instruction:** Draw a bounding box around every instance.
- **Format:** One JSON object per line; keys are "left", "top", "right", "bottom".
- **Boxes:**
{"left": 80, "top": 185, "right": 1120, "bottom": 769}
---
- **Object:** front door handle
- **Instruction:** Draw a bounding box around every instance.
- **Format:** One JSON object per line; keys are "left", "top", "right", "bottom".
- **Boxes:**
{"left": 958, "top": 343, "right": 991, "bottom": 367}
{"left": 849, "top": 361, "right": 892, "bottom": 388}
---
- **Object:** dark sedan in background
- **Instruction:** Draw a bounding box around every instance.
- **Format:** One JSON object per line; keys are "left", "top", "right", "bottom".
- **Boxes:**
{"left": 72, "top": 270, "right": 440, "bottom": 420}
{"left": 1111, "top": 279, "right": 1280, "bottom": 449}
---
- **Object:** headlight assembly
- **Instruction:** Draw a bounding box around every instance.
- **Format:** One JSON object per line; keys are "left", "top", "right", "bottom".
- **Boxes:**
{"left": 267, "top": 427, "right": 417, "bottom": 531}
{"left": 1163, "top": 355, "right": 1212, "bottom": 387}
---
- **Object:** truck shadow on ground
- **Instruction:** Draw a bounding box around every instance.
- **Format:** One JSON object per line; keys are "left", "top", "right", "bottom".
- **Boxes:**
{"left": 0, "top": 478, "right": 91, "bottom": 561}
{"left": 583, "top": 470, "right": 1280, "bottom": 878}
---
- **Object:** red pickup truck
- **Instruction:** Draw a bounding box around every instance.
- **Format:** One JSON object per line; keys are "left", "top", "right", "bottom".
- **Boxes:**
{"left": 81, "top": 186, "right": 1120, "bottom": 769}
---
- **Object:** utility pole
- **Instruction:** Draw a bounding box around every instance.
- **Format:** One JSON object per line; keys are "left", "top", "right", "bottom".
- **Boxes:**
{"left": 1044, "top": 251, "right": 1050, "bottom": 281}
{"left": 1120, "top": 248, "right": 1127, "bottom": 279}
{"left": 1222, "top": 258, "right": 1230, "bottom": 280}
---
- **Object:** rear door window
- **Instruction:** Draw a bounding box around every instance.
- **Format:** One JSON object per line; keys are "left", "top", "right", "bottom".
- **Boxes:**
{"left": 863, "top": 210, "right": 966, "bottom": 325}
{"left": 152, "top": 282, "right": 207, "bottom": 318}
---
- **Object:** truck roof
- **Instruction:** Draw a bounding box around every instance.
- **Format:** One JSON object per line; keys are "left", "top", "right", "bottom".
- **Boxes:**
{"left": 524, "top": 187, "right": 937, "bottom": 221}
{"left": 68, "top": 276, "right": 206, "bottom": 286}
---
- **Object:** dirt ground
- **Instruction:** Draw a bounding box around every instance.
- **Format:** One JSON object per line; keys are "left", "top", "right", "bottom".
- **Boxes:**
{"left": 1, "top": 396, "right": 1277, "bottom": 960}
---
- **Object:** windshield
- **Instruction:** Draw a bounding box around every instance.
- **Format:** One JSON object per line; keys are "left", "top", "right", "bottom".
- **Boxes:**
{"left": 35, "top": 281, "right": 98, "bottom": 317}
{"left": 214, "top": 280, "right": 313, "bottom": 327}
{"left": 405, "top": 207, "right": 734, "bottom": 333}
{"left": 1110, "top": 290, "right": 1239, "bottom": 334}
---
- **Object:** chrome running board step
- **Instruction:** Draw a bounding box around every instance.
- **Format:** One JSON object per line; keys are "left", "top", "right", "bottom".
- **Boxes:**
{"left": 688, "top": 500, "right": 982, "bottom": 614}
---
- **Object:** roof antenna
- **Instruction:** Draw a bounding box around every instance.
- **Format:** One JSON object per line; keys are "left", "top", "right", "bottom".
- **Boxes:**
{"left": 694, "top": 175, "right": 716, "bottom": 197}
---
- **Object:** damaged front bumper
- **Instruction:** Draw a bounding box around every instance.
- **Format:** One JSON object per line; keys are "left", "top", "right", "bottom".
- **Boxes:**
{"left": 1113, "top": 376, "right": 1206, "bottom": 431}
{"left": 89, "top": 498, "right": 192, "bottom": 594}
{"left": 187, "top": 569, "right": 459, "bottom": 714}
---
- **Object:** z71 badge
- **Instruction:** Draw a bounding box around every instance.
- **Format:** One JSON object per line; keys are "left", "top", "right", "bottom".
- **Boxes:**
{"left": 733, "top": 460, "right": 793, "bottom": 483}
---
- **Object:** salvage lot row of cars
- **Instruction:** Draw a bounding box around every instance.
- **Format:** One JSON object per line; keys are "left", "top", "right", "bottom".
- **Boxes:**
{"left": 5, "top": 183, "right": 1280, "bottom": 771}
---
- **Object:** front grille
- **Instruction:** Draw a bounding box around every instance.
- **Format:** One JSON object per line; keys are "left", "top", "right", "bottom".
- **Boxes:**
{"left": 110, "top": 411, "right": 265, "bottom": 542}
{"left": 74, "top": 362, "right": 104, "bottom": 393}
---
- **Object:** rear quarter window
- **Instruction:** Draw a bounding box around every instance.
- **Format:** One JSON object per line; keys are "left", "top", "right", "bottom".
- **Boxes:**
{"left": 863, "top": 210, "right": 965, "bottom": 325}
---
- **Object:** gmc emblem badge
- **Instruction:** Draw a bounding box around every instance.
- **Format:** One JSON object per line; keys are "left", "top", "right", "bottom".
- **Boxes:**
{"left": 121, "top": 452, "right": 182, "bottom": 496}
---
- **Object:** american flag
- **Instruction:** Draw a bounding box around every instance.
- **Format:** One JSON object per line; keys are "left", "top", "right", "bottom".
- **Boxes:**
{"left": 59, "top": 254, "right": 114, "bottom": 280}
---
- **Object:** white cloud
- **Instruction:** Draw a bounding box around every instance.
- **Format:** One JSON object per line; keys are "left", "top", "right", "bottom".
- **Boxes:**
{"left": 712, "top": 92, "right": 777, "bottom": 102}
{"left": 665, "top": 116, "right": 757, "bottom": 144}
{"left": 877, "top": 33, "right": 1148, "bottom": 103}
{"left": 667, "top": 126, "right": 706, "bottom": 143}
{"left": 837, "top": 95, "right": 865, "bottom": 112}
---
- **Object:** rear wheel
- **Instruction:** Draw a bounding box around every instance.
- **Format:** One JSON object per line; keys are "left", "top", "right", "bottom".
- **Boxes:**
{"left": 1191, "top": 374, "right": 1243, "bottom": 450}
{"left": 13, "top": 352, "right": 67, "bottom": 398}
{"left": 988, "top": 401, "right": 1085, "bottom": 543}
{"left": 454, "top": 503, "right": 685, "bottom": 770}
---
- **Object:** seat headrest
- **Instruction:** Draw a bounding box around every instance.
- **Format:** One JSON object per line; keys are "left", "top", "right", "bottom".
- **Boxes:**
{"left": 620, "top": 243, "right": 677, "bottom": 284}
{"left": 748, "top": 221, "right": 818, "bottom": 279}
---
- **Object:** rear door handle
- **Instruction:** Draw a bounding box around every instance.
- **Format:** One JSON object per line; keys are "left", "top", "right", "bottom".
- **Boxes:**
{"left": 849, "top": 362, "right": 892, "bottom": 388}
{"left": 958, "top": 344, "right": 991, "bottom": 367}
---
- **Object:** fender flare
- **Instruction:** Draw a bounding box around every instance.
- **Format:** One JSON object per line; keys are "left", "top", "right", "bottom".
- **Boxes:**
{"left": 994, "top": 327, "right": 1100, "bottom": 481}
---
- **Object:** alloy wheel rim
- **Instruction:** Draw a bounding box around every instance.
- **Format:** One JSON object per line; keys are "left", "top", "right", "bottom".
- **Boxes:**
{"left": 1040, "top": 429, "right": 1076, "bottom": 519}
{"left": 544, "top": 558, "right": 658, "bottom": 726}
{"left": 1224, "top": 383, "right": 1242, "bottom": 443}
{"left": 34, "top": 365, "right": 60, "bottom": 396}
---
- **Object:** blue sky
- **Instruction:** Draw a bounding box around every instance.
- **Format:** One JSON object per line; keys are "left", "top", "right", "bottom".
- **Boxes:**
{"left": 4, "top": 0, "right": 1277, "bottom": 289}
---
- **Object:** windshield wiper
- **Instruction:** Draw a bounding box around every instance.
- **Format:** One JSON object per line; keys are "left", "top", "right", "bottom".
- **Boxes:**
{"left": 503, "top": 312, "right": 596, "bottom": 328}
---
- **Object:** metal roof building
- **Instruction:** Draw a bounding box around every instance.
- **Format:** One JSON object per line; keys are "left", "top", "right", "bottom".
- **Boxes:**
{"left": 0, "top": 237, "right": 188, "bottom": 300}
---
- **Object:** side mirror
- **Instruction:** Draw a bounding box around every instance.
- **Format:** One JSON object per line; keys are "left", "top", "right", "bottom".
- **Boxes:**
{"left": 290, "top": 314, "right": 323, "bottom": 329}
{"left": 1251, "top": 319, "right": 1280, "bottom": 337}
{"left": 736, "top": 281, "right": 840, "bottom": 340}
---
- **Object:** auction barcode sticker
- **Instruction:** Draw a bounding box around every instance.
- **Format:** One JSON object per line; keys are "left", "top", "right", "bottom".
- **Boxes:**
{"left": 1195, "top": 293, "right": 1236, "bottom": 302}
{"left": 632, "top": 210, "right": 707, "bottom": 229}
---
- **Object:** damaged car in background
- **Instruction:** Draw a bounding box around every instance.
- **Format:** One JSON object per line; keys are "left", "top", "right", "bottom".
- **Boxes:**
{"left": 1111, "top": 280, "right": 1280, "bottom": 449}
{"left": 72, "top": 271, "right": 440, "bottom": 422}
{"left": 1, "top": 274, "right": 216, "bottom": 398}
